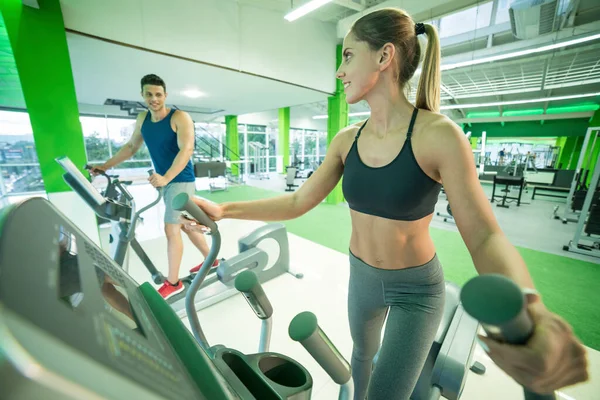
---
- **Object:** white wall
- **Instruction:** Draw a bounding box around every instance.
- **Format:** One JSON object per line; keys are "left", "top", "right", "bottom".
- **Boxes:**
{"left": 78, "top": 103, "right": 131, "bottom": 117}
{"left": 60, "top": 0, "right": 337, "bottom": 94}
{"left": 76, "top": 103, "right": 327, "bottom": 131}
{"left": 238, "top": 108, "right": 328, "bottom": 132}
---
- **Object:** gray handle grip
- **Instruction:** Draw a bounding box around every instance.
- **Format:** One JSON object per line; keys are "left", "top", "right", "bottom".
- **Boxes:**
{"left": 234, "top": 270, "right": 273, "bottom": 319}
{"left": 147, "top": 169, "right": 154, "bottom": 176}
{"left": 171, "top": 193, "right": 218, "bottom": 233}
{"left": 289, "top": 312, "right": 351, "bottom": 385}
{"left": 460, "top": 274, "right": 556, "bottom": 400}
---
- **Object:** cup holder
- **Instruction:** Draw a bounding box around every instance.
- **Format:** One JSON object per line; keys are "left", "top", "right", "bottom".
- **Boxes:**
{"left": 259, "top": 355, "right": 308, "bottom": 388}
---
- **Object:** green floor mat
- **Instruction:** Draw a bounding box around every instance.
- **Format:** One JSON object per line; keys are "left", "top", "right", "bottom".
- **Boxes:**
{"left": 197, "top": 186, "right": 600, "bottom": 351}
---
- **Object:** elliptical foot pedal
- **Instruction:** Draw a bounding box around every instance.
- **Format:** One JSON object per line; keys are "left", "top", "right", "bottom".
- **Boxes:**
{"left": 470, "top": 361, "right": 486, "bottom": 375}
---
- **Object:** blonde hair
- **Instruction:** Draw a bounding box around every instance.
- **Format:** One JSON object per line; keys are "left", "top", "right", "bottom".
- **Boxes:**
{"left": 350, "top": 8, "right": 441, "bottom": 112}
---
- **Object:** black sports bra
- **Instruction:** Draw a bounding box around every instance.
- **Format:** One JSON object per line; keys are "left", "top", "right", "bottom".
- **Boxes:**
{"left": 342, "top": 108, "right": 442, "bottom": 221}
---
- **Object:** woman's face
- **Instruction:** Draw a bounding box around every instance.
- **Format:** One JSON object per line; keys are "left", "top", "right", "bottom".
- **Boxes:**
{"left": 336, "top": 32, "right": 394, "bottom": 104}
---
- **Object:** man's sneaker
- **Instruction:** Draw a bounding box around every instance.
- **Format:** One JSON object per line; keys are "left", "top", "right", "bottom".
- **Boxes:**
{"left": 158, "top": 280, "right": 184, "bottom": 300}
{"left": 189, "top": 259, "right": 220, "bottom": 274}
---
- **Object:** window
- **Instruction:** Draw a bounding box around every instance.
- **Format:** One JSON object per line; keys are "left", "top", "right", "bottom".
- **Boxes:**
{"left": 303, "top": 130, "right": 317, "bottom": 169}
{"left": 81, "top": 116, "right": 110, "bottom": 162}
{"left": 440, "top": 1, "right": 494, "bottom": 38}
{"left": 0, "top": 110, "right": 45, "bottom": 195}
{"left": 289, "top": 129, "right": 303, "bottom": 166}
{"left": 82, "top": 116, "right": 152, "bottom": 175}
{"left": 106, "top": 117, "right": 151, "bottom": 171}
{"left": 194, "top": 122, "right": 225, "bottom": 161}
{"left": 318, "top": 131, "right": 327, "bottom": 163}
{"left": 238, "top": 124, "right": 246, "bottom": 158}
{"left": 268, "top": 127, "right": 278, "bottom": 172}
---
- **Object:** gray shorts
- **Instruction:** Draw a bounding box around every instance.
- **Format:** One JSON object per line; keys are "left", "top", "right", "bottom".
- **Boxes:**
{"left": 162, "top": 181, "right": 196, "bottom": 224}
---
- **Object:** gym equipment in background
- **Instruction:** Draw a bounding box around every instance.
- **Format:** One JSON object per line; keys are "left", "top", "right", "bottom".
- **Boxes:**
{"left": 561, "top": 127, "right": 599, "bottom": 224}
{"left": 285, "top": 167, "right": 299, "bottom": 192}
{"left": 194, "top": 161, "right": 228, "bottom": 193}
{"left": 563, "top": 144, "right": 600, "bottom": 259}
{"left": 490, "top": 175, "right": 525, "bottom": 208}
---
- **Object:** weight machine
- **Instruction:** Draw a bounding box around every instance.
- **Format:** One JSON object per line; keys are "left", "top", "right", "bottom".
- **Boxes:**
{"left": 561, "top": 128, "right": 599, "bottom": 224}
{"left": 563, "top": 127, "right": 600, "bottom": 258}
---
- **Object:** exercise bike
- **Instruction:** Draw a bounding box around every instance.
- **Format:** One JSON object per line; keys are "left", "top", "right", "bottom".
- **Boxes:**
{"left": 56, "top": 156, "right": 302, "bottom": 317}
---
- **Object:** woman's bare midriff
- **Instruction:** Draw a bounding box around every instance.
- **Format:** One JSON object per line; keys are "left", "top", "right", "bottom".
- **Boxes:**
{"left": 349, "top": 209, "right": 436, "bottom": 270}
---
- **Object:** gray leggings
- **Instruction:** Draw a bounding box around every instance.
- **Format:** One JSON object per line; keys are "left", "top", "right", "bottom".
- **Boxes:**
{"left": 348, "top": 251, "right": 445, "bottom": 400}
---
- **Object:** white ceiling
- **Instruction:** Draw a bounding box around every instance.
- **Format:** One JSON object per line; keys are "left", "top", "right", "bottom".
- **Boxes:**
{"left": 237, "top": 0, "right": 388, "bottom": 22}
{"left": 4, "top": 0, "right": 600, "bottom": 125}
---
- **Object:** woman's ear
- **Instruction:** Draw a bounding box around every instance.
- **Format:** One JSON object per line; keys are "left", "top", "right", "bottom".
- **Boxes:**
{"left": 378, "top": 43, "right": 396, "bottom": 72}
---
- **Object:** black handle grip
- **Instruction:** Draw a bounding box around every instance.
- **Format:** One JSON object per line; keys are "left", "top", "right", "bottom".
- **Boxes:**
{"left": 147, "top": 169, "right": 155, "bottom": 176}
{"left": 85, "top": 164, "right": 109, "bottom": 176}
{"left": 171, "top": 193, "right": 218, "bottom": 233}
{"left": 461, "top": 274, "right": 556, "bottom": 400}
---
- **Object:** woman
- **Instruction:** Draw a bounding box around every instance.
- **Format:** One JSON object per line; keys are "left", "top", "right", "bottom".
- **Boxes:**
{"left": 182, "top": 8, "right": 588, "bottom": 400}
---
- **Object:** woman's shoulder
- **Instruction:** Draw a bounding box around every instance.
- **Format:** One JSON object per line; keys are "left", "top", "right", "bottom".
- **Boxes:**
{"left": 415, "top": 109, "right": 463, "bottom": 141}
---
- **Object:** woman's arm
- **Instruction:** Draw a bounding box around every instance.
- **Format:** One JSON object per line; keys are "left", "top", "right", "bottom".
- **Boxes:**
{"left": 219, "top": 129, "right": 350, "bottom": 221}
{"left": 430, "top": 120, "right": 535, "bottom": 289}
{"left": 428, "top": 118, "right": 588, "bottom": 394}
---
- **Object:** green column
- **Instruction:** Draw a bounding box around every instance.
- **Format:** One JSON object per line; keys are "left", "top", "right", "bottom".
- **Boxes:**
{"left": 558, "top": 137, "right": 579, "bottom": 170}
{"left": 569, "top": 137, "right": 585, "bottom": 170}
{"left": 470, "top": 137, "right": 478, "bottom": 149}
{"left": 225, "top": 115, "right": 240, "bottom": 176}
{"left": 1, "top": 0, "right": 87, "bottom": 193}
{"left": 586, "top": 136, "right": 600, "bottom": 187}
{"left": 278, "top": 107, "right": 290, "bottom": 170}
{"left": 584, "top": 111, "right": 600, "bottom": 186}
{"left": 555, "top": 137, "right": 567, "bottom": 168}
{"left": 325, "top": 44, "right": 349, "bottom": 205}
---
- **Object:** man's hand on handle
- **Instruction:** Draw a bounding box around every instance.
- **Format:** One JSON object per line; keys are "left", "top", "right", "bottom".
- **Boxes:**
{"left": 88, "top": 164, "right": 108, "bottom": 177}
{"left": 148, "top": 173, "right": 170, "bottom": 188}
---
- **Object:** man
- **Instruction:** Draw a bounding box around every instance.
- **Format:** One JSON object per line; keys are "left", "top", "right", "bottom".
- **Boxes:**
{"left": 93, "top": 74, "right": 217, "bottom": 299}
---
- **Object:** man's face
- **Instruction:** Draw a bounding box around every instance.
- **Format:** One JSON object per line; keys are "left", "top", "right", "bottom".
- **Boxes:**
{"left": 142, "top": 85, "right": 167, "bottom": 112}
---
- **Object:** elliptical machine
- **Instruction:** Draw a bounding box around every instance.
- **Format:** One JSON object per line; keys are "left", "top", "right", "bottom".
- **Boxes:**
{"left": 58, "top": 156, "right": 168, "bottom": 286}
{"left": 56, "top": 156, "right": 302, "bottom": 315}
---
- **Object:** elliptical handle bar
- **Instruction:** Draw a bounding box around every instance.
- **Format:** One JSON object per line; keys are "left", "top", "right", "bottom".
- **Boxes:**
{"left": 172, "top": 193, "right": 220, "bottom": 355}
{"left": 137, "top": 169, "right": 163, "bottom": 211}
{"left": 460, "top": 275, "right": 556, "bottom": 400}
{"left": 85, "top": 164, "right": 112, "bottom": 187}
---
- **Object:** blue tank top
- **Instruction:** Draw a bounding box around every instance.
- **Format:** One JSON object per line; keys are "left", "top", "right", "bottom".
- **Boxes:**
{"left": 342, "top": 108, "right": 442, "bottom": 221}
{"left": 140, "top": 109, "right": 195, "bottom": 183}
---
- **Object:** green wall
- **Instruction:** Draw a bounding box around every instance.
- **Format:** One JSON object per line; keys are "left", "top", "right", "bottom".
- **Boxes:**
{"left": 278, "top": 107, "right": 290, "bottom": 169}
{"left": 1, "top": 0, "right": 87, "bottom": 194}
{"left": 225, "top": 115, "right": 239, "bottom": 176}
{"left": 466, "top": 118, "right": 590, "bottom": 138}
{"left": 325, "top": 44, "right": 348, "bottom": 205}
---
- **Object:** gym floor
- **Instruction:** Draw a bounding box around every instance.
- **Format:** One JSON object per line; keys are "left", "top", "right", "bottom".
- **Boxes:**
{"left": 97, "top": 175, "right": 599, "bottom": 400}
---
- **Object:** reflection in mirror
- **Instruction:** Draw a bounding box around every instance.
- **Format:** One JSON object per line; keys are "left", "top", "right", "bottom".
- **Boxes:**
{"left": 94, "top": 265, "right": 146, "bottom": 337}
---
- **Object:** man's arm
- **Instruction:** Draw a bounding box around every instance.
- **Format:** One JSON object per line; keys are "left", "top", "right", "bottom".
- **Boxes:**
{"left": 101, "top": 114, "right": 145, "bottom": 170}
{"left": 162, "top": 111, "right": 195, "bottom": 182}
